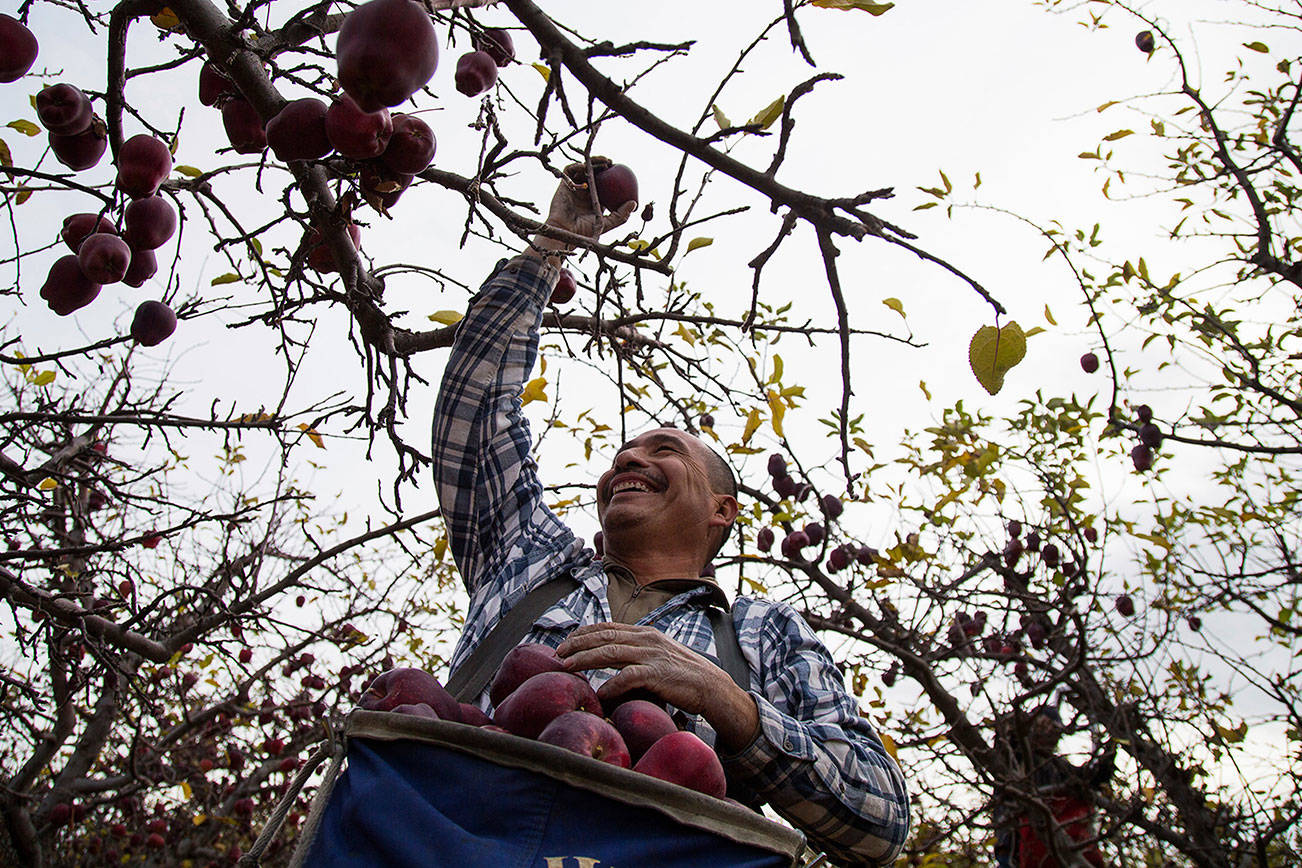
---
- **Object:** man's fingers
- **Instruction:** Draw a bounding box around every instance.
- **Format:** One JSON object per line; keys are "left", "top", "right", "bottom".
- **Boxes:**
{"left": 601, "top": 199, "right": 638, "bottom": 234}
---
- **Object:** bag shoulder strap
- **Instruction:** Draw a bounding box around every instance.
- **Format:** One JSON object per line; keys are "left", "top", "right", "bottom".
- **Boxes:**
{"left": 706, "top": 605, "right": 750, "bottom": 692}
{"left": 446, "top": 574, "right": 581, "bottom": 702}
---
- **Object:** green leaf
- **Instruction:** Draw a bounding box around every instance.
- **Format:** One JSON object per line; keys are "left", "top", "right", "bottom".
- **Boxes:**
{"left": 7, "top": 119, "right": 39, "bottom": 136}
{"left": 31, "top": 370, "right": 55, "bottom": 386}
{"left": 1243, "top": 41, "right": 1269, "bottom": 53}
{"left": 711, "top": 105, "right": 730, "bottom": 129}
{"left": 685, "top": 237, "right": 713, "bottom": 254}
{"left": 968, "top": 322, "right": 1027, "bottom": 395}
{"left": 748, "top": 95, "right": 785, "bottom": 131}
{"left": 210, "top": 273, "right": 241, "bottom": 286}
{"left": 1102, "top": 129, "right": 1134, "bottom": 141}
{"left": 811, "top": 0, "right": 894, "bottom": 13}
{"left": 428, "top": 310, "right": 465, "bottom": 326}
{"left": 175, "top": 165, "right": 203, "bottom": 178}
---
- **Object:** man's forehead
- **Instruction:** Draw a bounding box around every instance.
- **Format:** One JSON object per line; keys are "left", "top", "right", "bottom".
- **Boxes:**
{"left": 614, "top": 427, "right": 700, "bottom": 454}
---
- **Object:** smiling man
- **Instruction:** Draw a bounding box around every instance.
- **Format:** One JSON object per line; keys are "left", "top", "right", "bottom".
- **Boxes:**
{"left": 432, "top": 163, "right": 910, "bottom": 865}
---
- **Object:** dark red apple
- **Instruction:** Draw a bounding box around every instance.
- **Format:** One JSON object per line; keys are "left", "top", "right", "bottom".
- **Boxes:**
{"left": 492, "top": 671, "right": 601, "bottom": 740}
{"left": 359, "top": 161, "right": 413, "bottom": 210}
{"left": 458, "top": 703, "right": 493, "bottom": 727}
{"left": 130, "top": 300, "right": 177, "bottom": 346}
{"left": 767, "top": 453, "right": 787, "bottom": 477}
{"left": 1080, "top": 352, "right": 1099, "bottom": 373}
{"left": 266, "top": 98, "right": 331, "bottom": 162}
{"left": 0, "top": 15, "right": 38, "bottom": 83}
{"left": 609, "top": 699, "right": 678, "bottom": 762}
{"left": 77, "top": 232, "right": 131, "bottom": 284}
{"left": 538, "top": 711, "right": 631, "bottom": 768}
{"left": 39, "top": 255, "right": 100, "bottom": 315}
{"left": 1040, "top": 543, "right": 1060, "bottom": 569}
{"left": 633, "top": 731, "right": 727, "bottom": 798}
{"left": 1136, "top": 404, "right": 1153, "bottom": 423}
{"left": 123, "top": 196, "right": 176, "bottom": 250}
{"left": 359, "top": 668, "right": 461, "bottom": 722}
{"left": 489, "top": 643, "right": 566, "bottom": 708}
{"left": 756, "top": 527, "right": 774, "bottom": 552}
{"left": 594, "top": 164, "right": 638, "bottom": 210}
{"left": 61, "top": 213, "right": 116, "bottom": 252}
{"left": 390, "top": 702, "right": 441, "bottom": 720}
{"left": 36, "top": 84, "right": 92, "bottom": 135}
{"left": 455, "top": 51, "right": 498, "bottom": 97}
{"left": 1115, "top": 594, "right": 1136, "bottom": 617}
{"left": 221, "top": 99, "right": 266, "bottom": 154}
{"left": 1135, "top": 30, "right": 1155, "bottom": 54}
{"left": 336, "top": 0, "right": 439, "bottom": 112}
{"left": 49, "top": 120, "right": 107, "bottom": 171}
{"left": 198, "top": 61, "right": 239, "bottom": 106}
{"left": 821, "top": 494, "right": 843, "bottom": 519}
{"left": 549, "top": 268, "right": 576, "bottom": 305}
{"left": 116, "top": 134, "right": 172, "bottom": 198}
{"left": 122, "top": 246, "right": 158, "bottom": 287}
{"left": 380, "top": 113, "right": 435, "bottom": 174}
{"left": 1131, "top": 444, "right": 1153, "bottom": 472}
{"left": 324, "top": 95, "right": 391, "bottom": 159}
{"left": 305, "top": 222, "right": 362, "bottom": 273}
{"left": 473, "top": 28, "right": 515, "bottom": 67}
{"left": 1139, "top": 422, "right": 1163, "bottom": 448}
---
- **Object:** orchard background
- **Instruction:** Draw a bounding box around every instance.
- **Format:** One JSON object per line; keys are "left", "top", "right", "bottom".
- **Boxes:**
{"left": 1, "top": 0, "right": 1300, "bottom": 864}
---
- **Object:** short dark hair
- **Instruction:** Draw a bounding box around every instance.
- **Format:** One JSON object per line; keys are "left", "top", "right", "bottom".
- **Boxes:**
{"left": 702, "top": 443, "right": 737, "bottom": 561}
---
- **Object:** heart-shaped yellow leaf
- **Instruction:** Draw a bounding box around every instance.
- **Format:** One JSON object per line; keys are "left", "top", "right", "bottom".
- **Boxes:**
{"left": 968, "top": 322, "right": 1027, "bottom": 395}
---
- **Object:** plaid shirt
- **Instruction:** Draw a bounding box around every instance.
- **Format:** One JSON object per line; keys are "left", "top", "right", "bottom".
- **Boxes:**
{"left": 432, "top": 255, "right": 911, "bottom": 865}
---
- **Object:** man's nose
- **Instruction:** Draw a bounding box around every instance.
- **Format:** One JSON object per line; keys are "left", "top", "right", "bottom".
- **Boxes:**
{"left": 613, "top": 449, "right": 649, "bottom": 473}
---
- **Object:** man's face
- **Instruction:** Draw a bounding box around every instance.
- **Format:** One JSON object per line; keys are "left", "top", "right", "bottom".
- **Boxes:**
{"left": 596, "top": 427, "right": 724, "bottom": 541}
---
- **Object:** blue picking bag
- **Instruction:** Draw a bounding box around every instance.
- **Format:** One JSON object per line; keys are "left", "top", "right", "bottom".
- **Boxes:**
{"left": 287, "top": 711, "right": 809, "bottom": 868}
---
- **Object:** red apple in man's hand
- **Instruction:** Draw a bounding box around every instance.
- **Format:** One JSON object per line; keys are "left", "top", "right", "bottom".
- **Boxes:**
{"left": 633, "top": 730, "right": 727, "bottom": 797}
{"left": 493, "top": 671, "right": 600, "bottom": 740}
{"left": 489, "top": 642, "right": 566, "bottom": 708}
{"left": 359, "top": 668, "right": 461, "bottom": 722}
{"left": 538, "top": 711, "right": 631, "bottom": 768}
{"left": 594, "top": 164, "right": 638, "bottom": 210}
{"left": 609, "top": 699, "right": 678, "bottom": 762}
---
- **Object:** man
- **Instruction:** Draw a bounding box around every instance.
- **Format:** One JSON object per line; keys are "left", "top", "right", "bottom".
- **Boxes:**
{"left": 432, "top": 162, "right": 910, "bottom": 865}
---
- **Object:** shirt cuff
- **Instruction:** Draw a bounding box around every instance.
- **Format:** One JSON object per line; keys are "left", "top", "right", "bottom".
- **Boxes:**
{"left": 718, "top": 691, "right": 816, "bottom": 780}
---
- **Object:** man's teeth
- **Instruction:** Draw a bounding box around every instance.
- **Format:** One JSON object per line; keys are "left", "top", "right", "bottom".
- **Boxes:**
{"left": 612, "top": 480, "right": 653, "bottom": 494}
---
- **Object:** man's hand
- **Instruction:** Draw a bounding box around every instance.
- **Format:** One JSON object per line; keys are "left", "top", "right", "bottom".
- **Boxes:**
{"left": 530, "top": 159, "right": 638, "bottom": 255}
{"left": 557, "top": 622, "right": 760, "bottom": 753}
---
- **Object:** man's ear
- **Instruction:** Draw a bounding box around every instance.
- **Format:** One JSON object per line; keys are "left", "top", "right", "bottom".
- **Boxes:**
{"left": 709, "top": 494, "right": 739, "bottom": 529}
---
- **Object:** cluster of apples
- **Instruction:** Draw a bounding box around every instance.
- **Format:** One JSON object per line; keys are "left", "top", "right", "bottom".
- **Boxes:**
{"left": 1080, "top": 353, "right": 1162, "bottom": 473}
{"left": 358, "top": 643, "right": 729, "bottom": 799}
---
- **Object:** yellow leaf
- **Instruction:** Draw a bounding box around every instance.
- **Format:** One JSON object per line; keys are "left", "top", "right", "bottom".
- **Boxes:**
{"left": 193, "top": 813, "right": 207, "bottom": 826}
{"left": 38, "top": 477, "right": 57, "bottom": 491}
{"left": 7, "top": 119, "right": 39, "bottom": 136}
{"left": 1132, "top": 532, "right": 1172, "bottom": 551}
{"left": 919, "top": 380, "right": 931, "bottom": 400}
{"left": 532, "top": 62, "right": 550, "bottom": 82}
{"left": 741, "top": 408, "right": 762, "bottom": 445}
{"left": 711, "top": 105, "right": 730, "bottom": 129}
{"left": 878, "top": 731, "right": 900, "bottom": 762}
{"left": 1043, "top": 305, "right": 1056, "bottom": 326}
{"left": 0, "top": 138, "right": 11, "bottom": 167}
{"left": 769, "top": 354, "right": 784, "bottom": 385}
{"left": 520, "top": 376, "right": 548, "bottom": 406}
{"left": 685, "top": 237, "right": 713, "bottom": 254}
{"left": 433, "top": 536, "right": 448, "bottom": 562}
{"left": 427, "top": 310, "right": 465, "bottom": 326}
{"left": 151, "top": 6, "right": 182, "bottom": 30}
{"left": 811, "top": 0, "right": 894, "bottom": 13}
{"left": 748, "top": 95, "right": 785, "bottom": 131}
{"left": 14, "top": 184, "right": 29, "bottom": 205}
{"left": 766, "top": 390, "right": 786, "bottom": 439}
{"left": 1103, "top": 129, "right": 1134, "bottom": 142}
{"left": 1243, "top": 41, "right": 1269, "bottom": 53}
{"left": 297, "top": 423, "right": 325, "bottom": 449}
{"left": 1024, "top": 326, "right": 1045, "bottom": 338}
{"left": 180, "top": 781, "right": 193, "bottom": 800}
{"left": 211, "top": 273, "right": 241, "bottom": 286}
{"left": 882, "top": 297, "right": 906, "bottom": 318}
{"left": 1097, "top": 100, "right": 1119, "bottom": 112}
{"left": 31, "top": 370, "right": 55, "bottom": 386}
{"left": 175, "top": 165, "right": 203, "bottom": 178}
{"left": 968, "top": 322, "right": 1027, "bottom": 396}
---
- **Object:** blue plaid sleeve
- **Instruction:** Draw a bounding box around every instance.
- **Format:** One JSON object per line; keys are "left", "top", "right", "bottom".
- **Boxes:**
{"left": 723, "top": 598, "right": 911, "bottom": 865}
{"left": 431, "top": 256, "right": 581, "bottom": 607}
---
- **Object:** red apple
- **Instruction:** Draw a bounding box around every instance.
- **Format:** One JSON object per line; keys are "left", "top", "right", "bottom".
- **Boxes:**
{"left": 305, "top": 222, "right": 362, "bottom": 274}
{"left": 0, "top": 15, "right": 38, "bottom": 83}
{"left": 359, "top": 161, "right": 413, "bottom": 210}
{"left": 390, "top": 702, "right": 441, "bottom": 720}
{"left": 123, "top": 196, "right": 176, "bottom": 250}
{"left": 49, "top": 120, "right": 107, "bottom": 171}
{"left": 266, "top": 98, "right": 331, "bottom": 162}
{"left": 36, "top": 83, "right": 92, "bottom": 135}
{"left": 550, "top": 268, "right": 577, "bottom": 305}
{"left": 221, "top": 99, "right": 266, "bottom": 154}
{"left": 609, "top": 699, "right": 678, "bottom": 762}
{"left": 1080, "top": 352, "right": 1099, "bottom": 373}
{"left": 633, "top": 730, "right": 727, "bottom": 798}
{"left": 380, "top": 113, "right": 435, "bottom": 174}
{"left": 594, "top": 163, "right": 638, "bottom": 210}
{"left": 77, "top": 233, "right": 131, "bottom": 284}
{"left": 122, "top": 246, "right": 158, "bottom": 288}
{"left": 538, "top": 711, "right": 631, "bottom": 768}
{"left": 359, "top": 667, "right": 461, "bottom": 722}
{"left": 130, "top": 300, "right": 177, "bottom": 347}
{"left": 454, "top": 50, "right": 498, "bottom": 97}
{"left": 336, "top": 0, "right": 439, "bottom": 112}
{"left": 198, "top": 60, "right": 238, "bottom": 106}
{"left": 1115, "top": 594, "right": 1136, "bottom": 617}
{"left": 116, "top": 134, "right": 172, "bottom": 198}
{"left": 489, "top": 642, "right": 566, "bottom": 708}
{"left": 473, "top": 28, "right": 515, "bottom": 67}
{"left": 492, "top": 671, "right": 600, "bottom": 740}
{"left": 458, "top": 703, "right": 493, "bottom": 727}
{"left": 61, "top": 213, "right": 116, "bottom": 252}
{"left": 324, "top": 95, "right": 392, "bottom": 159}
